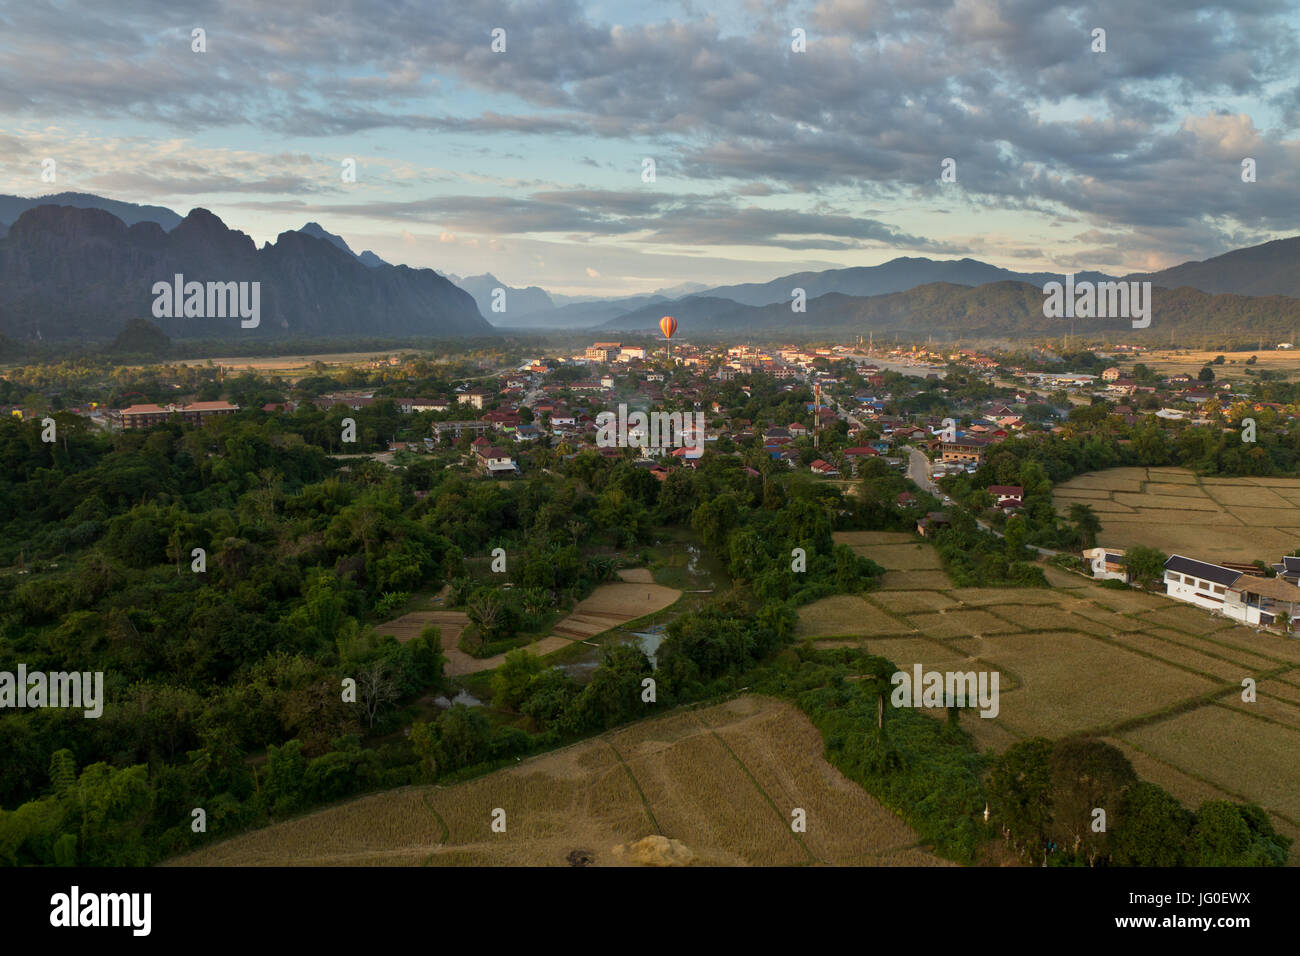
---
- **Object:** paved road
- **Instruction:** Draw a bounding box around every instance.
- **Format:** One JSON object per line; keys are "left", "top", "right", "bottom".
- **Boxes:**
{"left": 907, "top": 446, "right": 941, "bottom": 495}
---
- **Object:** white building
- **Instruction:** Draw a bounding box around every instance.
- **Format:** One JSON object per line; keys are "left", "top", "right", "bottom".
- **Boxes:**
{"left": 1163, "top": 554, "right": 1240, "bottom": 612}
{"left": 1083, "top": 547, "right": 1128, "bottom": 582}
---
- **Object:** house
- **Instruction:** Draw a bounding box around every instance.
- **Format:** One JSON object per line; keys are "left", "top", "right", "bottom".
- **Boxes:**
{"left": 474, "top": 442, "right": 517, "bottom": 476}
{"left": 1225, "top": 575, "right": 1300, "bottom": 630}
{"left": 1271, "top": 555, "right": 1300, "bottom": 585}
{"left": 809, "top": 459, "right": 839, "bottom": 476}
{"left": 1101, "top": 367, "right": 1121, "bottom": 382}
{"left": 458, "top": 388, "right": 492, "bottom": 410}
{"left": 433, "top": 420, "right": 491, "bottom": 442}
{"left": 397, "top": 397, "right": 449, "bottom": 413}
{"left": 916, "top": 511, "right": 950, "bottom": 537}
{"left": 1082, "top": 547, "right": 1128, "bottom": 582}
{"left": 788, "top": 422, "right": 808, "bottom": 438}
{"left": 585, "top": 342, "right": 621, "bottom": 363}
{"left": 940, "top": 436, "right": 989, "bottom": 465}
{"left": 987, "top": 484, "right": 1024, "bottom": 509}
{"left": 1162, "top": 555, "right": 1241, "bottom": 611}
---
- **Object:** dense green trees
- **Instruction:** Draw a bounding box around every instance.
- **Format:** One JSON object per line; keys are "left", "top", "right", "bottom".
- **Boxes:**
{"left": 987, "top": 737, "right": 1288, "bottom": 866}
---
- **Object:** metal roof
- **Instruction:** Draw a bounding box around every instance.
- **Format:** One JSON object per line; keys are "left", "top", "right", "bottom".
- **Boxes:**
{"left": 1164, "top": 554, "right": 1241, "bottom": 588}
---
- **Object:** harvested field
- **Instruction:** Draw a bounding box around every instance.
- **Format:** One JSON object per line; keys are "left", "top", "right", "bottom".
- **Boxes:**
{"left": 695, "top": 698, "right": 946, "bottom": 865}
{"left": 170, "top": 696, "right": 945, "bottom": 867}
{"left": 869, "top": 590, "right": 960, "bottom": 613}
{"left": 1041, "top": 567, "right": 1091, "bottom": 589}
{"left": 796, "top": 595, "right": 916, "bottom": 638}
{"left": 375, "top": 610, "right": 469, "bottom": 645}
{"left": 908, "top": 609, "right": 1023, "bottom": 638}
{"left": 832, "top": 531, "right": 916, "bottom": 547}
{"left": 571, "top": 581, "right": 680, "bottom": 620}
{"left": 971, "top": 631, "right": 1219, "bottom": 738}
{"left": 377, "top": 581, "right": 681, "bottom": 677}
{"left": 853, "top": 543, "right": 944, "bottom": 571}
{"left": 1103, "top": 737, "right": 1237, "bottom": 812}
{"left": 1135, "top": 605, "right": 1238, "bottom": 635}
{"left": 1144, "top": 628, "right": 1283, "bottom": 671}
{"left": 857, "top": 635, "right": 972, "bottom": 670}
{"left": 879, "top": 570, "right": 955, "bottom": 590}
{"left": 1073, "top": 588, "right": 1169, "bottom": 614}
{"left": 982, "top": 604, "right": 1086, "bottom": 632}
{"left": 1208, "top": 629, "right": 1300, "bottom": 664}
{"left": 1121, "top": 705, "right": 1300, "bottom": 824}
{"left": 958, "top": 710, "right": 1024, "bottom": 754}
{"left": 1221, "top": 694, "right": 1300, "bottom": 731}
{"left": 1053, "top": 467, "right": 1300, "bottom": 563}
{"left": 1108, "top": 631, "right": 1257, "bottom": 682}
{"left": 947, "top": 587, "right": 1066, "bottom": 606}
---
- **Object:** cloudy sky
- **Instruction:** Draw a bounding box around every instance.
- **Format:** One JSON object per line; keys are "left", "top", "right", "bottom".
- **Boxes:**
{"left": 1, "top": 0, "right": 1298, "bottom": 296}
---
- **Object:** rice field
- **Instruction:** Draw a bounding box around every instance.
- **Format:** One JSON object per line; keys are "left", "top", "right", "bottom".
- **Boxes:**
{"left": 868, "top": 590, "right": 960, "bottom": 613}
{"left": 1120, "top": 705, "right": 1300, "bottom": 824}
{"left": 169, "top": 696, "right": 944, "bottom": 867}
{"left": 795, "top": 595, "right": 916, "bottom": 638}
{"left": 1053, "top": 466, "right": 1300, "bottom": 563}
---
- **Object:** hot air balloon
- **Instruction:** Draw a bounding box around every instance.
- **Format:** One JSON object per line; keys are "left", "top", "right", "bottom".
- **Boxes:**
{"left": 659, "top": 314, "right": 678, "bottom": 364}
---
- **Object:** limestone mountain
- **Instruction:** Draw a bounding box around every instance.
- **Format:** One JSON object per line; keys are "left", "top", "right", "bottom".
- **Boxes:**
{"left": 0, "top": 205, "right": 491, "bottom": 341}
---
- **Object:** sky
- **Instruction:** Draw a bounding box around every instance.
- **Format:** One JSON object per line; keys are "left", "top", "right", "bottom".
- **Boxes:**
{"left": 1, "top": 0, "right": 1298, "bottom": 297}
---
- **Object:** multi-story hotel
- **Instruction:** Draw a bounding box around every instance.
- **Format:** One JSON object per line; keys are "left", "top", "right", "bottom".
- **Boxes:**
{"left": 119, "top": 401, "right": 239, "bottom": 429}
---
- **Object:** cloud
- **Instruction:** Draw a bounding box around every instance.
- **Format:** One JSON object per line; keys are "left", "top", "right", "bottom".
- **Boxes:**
{"left": 1, "top": 0, "right": 1296, "bottom": 272}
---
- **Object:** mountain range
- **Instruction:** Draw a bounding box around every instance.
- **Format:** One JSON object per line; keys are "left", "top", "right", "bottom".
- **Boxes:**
{"left": 2, "top": 191, "right": 1299, "bottom": 342}
{"left": 0, "top": 205, "right": 489, "bottom": 341}
{"left": 600, "top": 281, "right": 1300, "bottom": 340}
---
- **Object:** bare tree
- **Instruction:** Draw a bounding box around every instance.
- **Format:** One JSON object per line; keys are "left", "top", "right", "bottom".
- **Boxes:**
{"left": 357, "top": 660, "right": 399, "bottom": 729}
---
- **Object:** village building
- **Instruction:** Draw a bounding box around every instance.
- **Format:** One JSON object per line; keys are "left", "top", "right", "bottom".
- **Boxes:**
{"left": 121, "top": 401, "right": 239, "bottom": 429}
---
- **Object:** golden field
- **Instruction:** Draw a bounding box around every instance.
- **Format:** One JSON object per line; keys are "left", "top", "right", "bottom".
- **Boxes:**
{"left": 1053, "top": 466, "right": 1300, "bottom": 563}
{"left": 805, "top": 532, "right": 1300, "bottom": 851}
{"left": 168, "top": 696, "right": 946, "bottom": 867}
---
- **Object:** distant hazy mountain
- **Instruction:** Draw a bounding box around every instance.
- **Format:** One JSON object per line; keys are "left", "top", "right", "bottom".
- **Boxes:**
{"left": 452, "top": 273, "right": 555, "bottom": 320}
{"left": 601, "top": 280, "right": 1300, "bottom": 339}
{"left": 695, "top": 257, "right": 1115, "bottom": 307}
{"left": 0, "top": 221, "right": 6, "bottom": 240}
{"left": 0, "top": 192, "right": 183, "bottom": 230}
{"left": 600, "top": 295, "right": 755, "bottom": 332}
{"left": 1124, "top": 235, "right": 1300, "bottom": 298}
{"left": 0, "top": 205, "right": 491, "bottom": 341}
{"left": 357, "top": 250, "right": 388, "bottom": 268}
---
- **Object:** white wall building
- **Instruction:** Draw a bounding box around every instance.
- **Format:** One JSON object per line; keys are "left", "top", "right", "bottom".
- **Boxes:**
{"left": 1082, "top": 547, "right": 1128, "bottom": 582}
{"left": 1163, "top": 554, "right": 1239, "bottom": 612}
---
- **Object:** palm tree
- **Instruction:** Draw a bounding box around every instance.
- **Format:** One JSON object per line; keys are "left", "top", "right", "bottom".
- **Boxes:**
{"left": 466, "top": 591, "right": 503, "bottom": 651}
{"left": 1068, "top": 503, "right": 1102, "bottom": 549}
